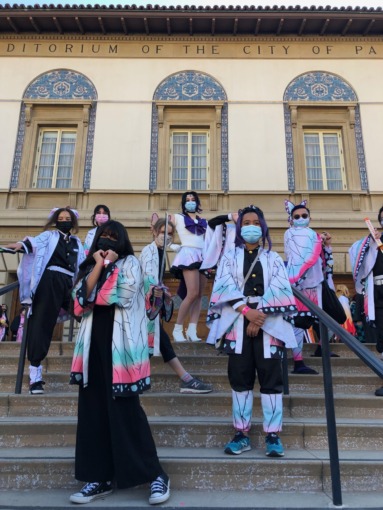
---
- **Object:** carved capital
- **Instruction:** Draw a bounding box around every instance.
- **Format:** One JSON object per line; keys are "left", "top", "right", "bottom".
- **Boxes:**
{"left": 24, "top": 103, "right": 33, "bottom": 127}
{"left": 83, "top": 104, "right": 90, "bottom": 126}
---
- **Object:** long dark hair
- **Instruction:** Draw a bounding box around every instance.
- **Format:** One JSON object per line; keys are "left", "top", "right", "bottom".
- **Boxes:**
{"left": 44, "top": 207, "right": 79, "bottom": 234}
{"left": 181, "top": 191, "right": 202, "bottom": 214}
{"left": 378, "top": 206, "right": 383, "bottom": 224}
{"left": 234, "top": 205, "right": 272, "bottom": 251}
{"left": 78, "top": 220, "right": 134, "bottom": 276}
{"left": 91, "top": 204, "right": 111, "bottom": 226}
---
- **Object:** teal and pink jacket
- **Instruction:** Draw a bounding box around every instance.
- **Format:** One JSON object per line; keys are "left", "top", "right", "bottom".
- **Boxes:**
{"left": 70, "top": 255, "right": 151, "bottom": 396}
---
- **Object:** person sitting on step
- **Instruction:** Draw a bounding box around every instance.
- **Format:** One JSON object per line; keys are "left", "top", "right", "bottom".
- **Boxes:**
{"left": 139, "top": 217, "right": 212, "bottom": 394}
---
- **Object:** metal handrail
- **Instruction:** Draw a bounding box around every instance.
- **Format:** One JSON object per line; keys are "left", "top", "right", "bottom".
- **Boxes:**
{"left": 0, "top": 281, "right": 28, "bottom": 394}
{"left": 0, "top": 281, "right": 19, "bottom": 297}
{"left": 291, "top": 287, "right": 383, "bottom": 508}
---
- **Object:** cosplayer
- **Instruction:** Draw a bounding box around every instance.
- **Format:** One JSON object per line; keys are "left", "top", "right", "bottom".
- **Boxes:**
{"left": 206, "top": 206, "right": 297, "bottom": 457}
{"left": 69, "top": 220, "right": 170, "bottom": 505}
{"left": 335, "top": 285, "right": 356, "bottom": 338}
{"left": 170, "top": 191, "right": 207, "bottom": 343}
{"left": 0, "top": 304, "right": 9, "bottom": 341}
{"left": 139, "top": 217, "right": 212, "bottom": 394}
{"left": 4, "top": 207, "right": 84, "bottom": 394}
{"left": 284, "top": 200, "right": 334, "bottom": 370}
{"left": 83, "top": 204, "right": 111, "bottom": 255}
{"left": 349, "top": 206, "right": 383, "bottom": 396}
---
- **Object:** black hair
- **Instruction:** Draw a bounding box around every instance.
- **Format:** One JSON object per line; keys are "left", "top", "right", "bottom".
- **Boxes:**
{"left": 378, "top": 206, "right": 383, "bottom": 223}
{"left": 91, "top": 204, "right": 111, "bottom": 226}
{"left": 290, "top": 204, "right": 311, "bottom": 218}
{"left": 79, "top": 220, "right": 134, "bottom": 275}
{"left": 181, "top": 191, "right": 202, "bottom": 214}
{"left": 44, "top": 207, "right": 79, "bottom": 234}
{"left": 234, "top": 205, "right": 272, "bottom": 251}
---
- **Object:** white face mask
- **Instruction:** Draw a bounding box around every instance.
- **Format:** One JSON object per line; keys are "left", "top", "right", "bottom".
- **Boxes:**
{"left": 380, "top": 220, "right": 383, "bottom": 228}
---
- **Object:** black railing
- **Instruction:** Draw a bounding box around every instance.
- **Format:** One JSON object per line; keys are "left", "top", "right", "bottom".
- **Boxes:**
{"left": 0, "top": 281, "right": 28, "bottom": 394}
{"left": 291, "top": 287, "right": 383, "bottom": 508}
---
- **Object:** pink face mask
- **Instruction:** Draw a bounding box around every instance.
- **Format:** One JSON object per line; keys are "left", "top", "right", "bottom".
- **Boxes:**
{"left": 95, "top": 213, "right": 109, "bottom": 225}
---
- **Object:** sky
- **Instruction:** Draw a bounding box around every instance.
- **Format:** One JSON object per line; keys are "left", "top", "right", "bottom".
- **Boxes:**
{"left": 31, "top": 1, "right": 382, "bottom": 8}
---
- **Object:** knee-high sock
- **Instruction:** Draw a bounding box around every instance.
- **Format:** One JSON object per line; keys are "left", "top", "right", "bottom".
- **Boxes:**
{"left": 261, "top": 393, "right": 283, "bottom": 433}
{"left": 291, "top": 326, "right": 304, "bottom": 361}
{"left": 232, "top": 389, "right": 253, "bottom": 433}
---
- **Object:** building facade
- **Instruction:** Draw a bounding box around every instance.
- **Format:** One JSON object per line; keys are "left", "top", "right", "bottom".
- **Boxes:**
{"left": 1, "top": 4, "right": 383, "bottom": 313}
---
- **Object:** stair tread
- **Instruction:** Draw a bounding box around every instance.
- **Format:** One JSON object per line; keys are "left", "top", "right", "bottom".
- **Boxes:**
{"left": 2, "top": 446, "right": 383, "bottom": 463}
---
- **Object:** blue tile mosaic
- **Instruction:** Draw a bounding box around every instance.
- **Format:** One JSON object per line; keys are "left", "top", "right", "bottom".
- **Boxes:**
{"left": 283, "top": 71, "right": 368, "bottom": 191}
{"left": 11, "top": 69, "right": 97, "bottom": 190}
{"left": 150, "top": 71, "right": 229, "bottom": 192}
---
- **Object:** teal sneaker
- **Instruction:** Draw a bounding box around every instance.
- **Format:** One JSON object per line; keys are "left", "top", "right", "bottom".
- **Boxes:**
{"left": 265, "top": 433, "right": 284, "bottom": 457}
{"left": 224, "top": 431, "right": 251, "bottom": 455}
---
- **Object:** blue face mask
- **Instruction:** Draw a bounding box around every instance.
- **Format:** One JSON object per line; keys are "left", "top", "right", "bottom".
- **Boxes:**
{"left": 293, "top": 217, "right": 310, "bottom": 228}
{"left": 185, "top": 201, "right": 197, "bottom": 213}
{"left": 241, "top": 225, "right": 262, "bottom": 244}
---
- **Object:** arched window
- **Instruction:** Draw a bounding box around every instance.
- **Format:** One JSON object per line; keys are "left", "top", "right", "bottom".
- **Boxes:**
{"left": 150, "top": 70, "right": 228, "bottom": 193}
{"left": 11, "top": 69, "right": 97, "bottom": 191}
{"left": 284, "top": 72, "right": 367, "bottom": 192}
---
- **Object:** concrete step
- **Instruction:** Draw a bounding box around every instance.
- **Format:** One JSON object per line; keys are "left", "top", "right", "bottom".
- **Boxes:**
{"left": 0, "top": 371, "right": 381, "bottom": 394}
{"left": 1, "top": 416, "right": 383, "bottom": 451}
{"left": 1, "top": 392, "right": 383, "bottom": 419}
{"left": 0, "top": 352, "right": 380, "bottom": 375}
{"left": 1, "top": 446, "right": 383, "bottom": 492}
{"left": 0, "top": 341, "right": 379, "bottom": 358}
{"left": 1, "top": 488, "right": 383, "bottom": 509}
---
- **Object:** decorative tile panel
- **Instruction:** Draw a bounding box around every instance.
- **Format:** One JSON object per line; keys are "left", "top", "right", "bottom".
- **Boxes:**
{"left": 150, "top": 71, "right": 228, "bottom": 192}
{"left": 10, "top": 69, "right": 97, "bottom": 189}
{"left": 283, "top": 71, "right": 368, "bottom": 192}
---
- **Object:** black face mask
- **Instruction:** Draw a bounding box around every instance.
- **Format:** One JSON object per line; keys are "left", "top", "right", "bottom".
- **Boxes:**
{"left": 96, "top": 238, "right": 118, "bottom": 252}
{"left": 56, "top": 221, "right": 73, "bottom": 234}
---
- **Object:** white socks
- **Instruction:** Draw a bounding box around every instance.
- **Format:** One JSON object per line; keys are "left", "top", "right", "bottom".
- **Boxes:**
{"left": 29, "top": 365, "right": 43, "bottom": 384}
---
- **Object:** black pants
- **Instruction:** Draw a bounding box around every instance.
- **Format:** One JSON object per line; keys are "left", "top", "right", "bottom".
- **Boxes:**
{"left": 228, "top": 330, "right": 283, "bottom": 395}
{"left": 75, "top": 306, "right": 164, "bottom": 489}
{"left": 374, "top": 284, "right": 383, "bottom": 352}
{"left": 27, "top": 270, "right": 72, "bottom": 366}
{"left": 159, "top": 324, "right": 176, "bottom": 363}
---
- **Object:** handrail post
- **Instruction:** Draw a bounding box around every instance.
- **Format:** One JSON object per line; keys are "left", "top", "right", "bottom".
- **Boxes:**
{"left": 282, "top": 346, "right": 289, "bottom": 395}
{"left": 319, "top": 320, "right": 343, "bottom": 507}
{"left": 14, "top": 307, "right": 29, "bottom": 394}
{"left": 68, "top": 315, "right": 75, "bottom": 343}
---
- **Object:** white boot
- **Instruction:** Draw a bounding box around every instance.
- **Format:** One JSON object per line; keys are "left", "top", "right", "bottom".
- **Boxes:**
{"left": 173, "top": 324, "right": 187, "bottom": 343}
{"left": 29, "top": 365, "right": 45, "bottom": 394}
{"left": 186, "top": 323, "right": 201, "bottom": 343}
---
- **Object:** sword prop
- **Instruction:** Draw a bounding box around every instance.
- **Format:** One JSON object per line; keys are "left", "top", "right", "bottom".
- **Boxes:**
{"left": 364, "top": 217, "right": 383, "bottom": 251}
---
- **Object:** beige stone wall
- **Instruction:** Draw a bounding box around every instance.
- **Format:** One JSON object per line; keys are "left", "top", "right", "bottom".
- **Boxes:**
{"left": 0, "top": 36, "right": 383, "bottom": 286}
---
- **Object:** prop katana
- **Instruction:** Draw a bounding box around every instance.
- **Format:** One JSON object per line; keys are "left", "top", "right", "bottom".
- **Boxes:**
{"left": 364, "top": 217, "right": 383, "bottom": 252}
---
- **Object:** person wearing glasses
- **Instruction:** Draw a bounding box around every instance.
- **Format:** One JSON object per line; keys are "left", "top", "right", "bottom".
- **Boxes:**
{"left": 284, "top": 200, "right": 334, "bottom": 373}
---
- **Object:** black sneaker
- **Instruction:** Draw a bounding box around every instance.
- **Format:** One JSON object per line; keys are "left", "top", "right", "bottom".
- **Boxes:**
{"left": 180, "top": 377, "right": 213, "bottom": 394}
{"left": 70, "top": 481, "right": 113, "bottom": 504}
{"left": 29, "top": 381, "right": 45, "bottom": 395}
{"left": 149, "top": 474, "right": 170, "bottom": 505}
